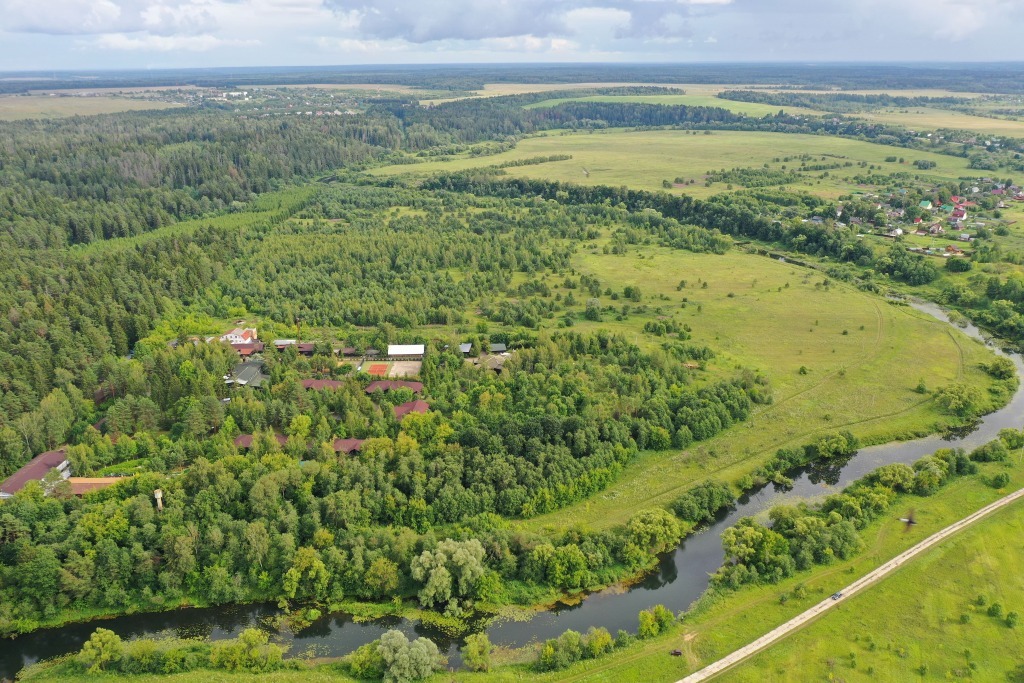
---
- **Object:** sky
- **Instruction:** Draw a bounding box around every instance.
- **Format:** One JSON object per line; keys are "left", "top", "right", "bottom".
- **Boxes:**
{"left": 0, "top": 0, "right": 1023, "bottom": 71}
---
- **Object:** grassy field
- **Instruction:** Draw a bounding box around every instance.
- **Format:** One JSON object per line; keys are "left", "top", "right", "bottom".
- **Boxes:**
{"left": 516, "top": 245, "right": 998, "bottom": 532}
{"left": 370, "top": 129, "right": 975, "bottom": 199}
{"left": 0, "top": 95, "right": 182, "bottom": 120}
{"left": 857, "top": 106, "right": 1024, "bottom": 137}
{"left": 522, "top": 94, "right": 823, "bottom": 117}
{"left": 723, "top": 491, "right": 1024, "bottom": 682}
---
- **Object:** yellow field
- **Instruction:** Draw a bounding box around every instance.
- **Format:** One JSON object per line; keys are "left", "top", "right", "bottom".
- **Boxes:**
{"left": 0, "top": 95, "right": 182, "bottom": 120}
{"left": 856, "top": 106, "right": 1024, "bottom": 137}
{"left": 371, "top": 128, "right": 975, "bottom": 199}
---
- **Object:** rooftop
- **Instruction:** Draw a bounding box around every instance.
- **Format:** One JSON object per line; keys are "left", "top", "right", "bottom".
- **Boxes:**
{"left": 365, "top": 380, "right": 423, "bottom": 394}
{"left": 394, "top": 399, "right": 430, "bottom": 421}
{"left": 0, "top": 449, "right": 69, "bottom": 497}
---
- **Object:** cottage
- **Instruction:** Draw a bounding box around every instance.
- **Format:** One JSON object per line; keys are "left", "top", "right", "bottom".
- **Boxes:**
{"left": 387, "top": 344, "right": 425, "bottom": 360}
{"left": 225, "top": 361, "right": 268, "bottom": 388}
{"left": 919, "top": 200, "right": 933, "bottom": 211}
{"left": 234, "top": 433, "right": 289, "bottom": 449}
{"left": 231, "top": 341, "right": 265, "bottom": 357}
{"left": 273, "top": 339, "right": 297, "bottom": 350}
{"left": 489, "top": 343, "right": 507, "bottom": 354}
{"left": 332, "top": 438, "right": 364, "bottom": 454}
{"left": 0, "top": 449, "right": 69, "bottom": 498}
{"left": 301, "top": 379, "right": 346, "bottom": 390}
{"left": 221, "top": 328, "right": 257, "bottom": 344}
{"left": 458, "top": 343, "right": 473, "bottom": 355}
{"left": 66, "top": 477, "right": 124, "bottom": 496}
{"left": 365, "top": 380, "right": 424, "bottom": 394}
{"left": 394, "top": 399, "right": 430, "bottom": 421}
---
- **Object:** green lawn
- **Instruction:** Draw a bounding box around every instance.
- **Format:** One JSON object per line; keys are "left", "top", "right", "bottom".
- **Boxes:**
{"left": 370, "top": 129, "right": 974, "bottom": 199}
{"left": 516, "top": 245, "right": 999, "bottom": 532}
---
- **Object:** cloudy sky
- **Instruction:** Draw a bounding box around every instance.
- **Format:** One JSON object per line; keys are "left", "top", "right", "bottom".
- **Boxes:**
{"left": 0, "top": 0, "right": 1022, "bottom": 71}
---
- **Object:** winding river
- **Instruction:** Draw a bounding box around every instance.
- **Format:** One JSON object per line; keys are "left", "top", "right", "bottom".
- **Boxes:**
{"left": 3, "top": 302, "right": 1022, "bottom": 681}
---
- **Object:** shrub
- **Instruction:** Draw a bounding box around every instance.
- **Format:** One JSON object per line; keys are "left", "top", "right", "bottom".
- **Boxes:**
{"left": 78, "top": 628, "right": 123, "bottom": 673}
{"left": 461, "top": 633, "right": 491, "bottom": 672}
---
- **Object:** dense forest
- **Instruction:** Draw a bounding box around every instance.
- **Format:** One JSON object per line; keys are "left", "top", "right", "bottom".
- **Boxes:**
{"left": 0, "top": 76, "right": 1018, "bottom": 654}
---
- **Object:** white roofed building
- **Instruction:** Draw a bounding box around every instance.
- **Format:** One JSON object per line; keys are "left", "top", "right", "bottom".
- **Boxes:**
{"left": 388, "top": 344, "right": 425, "bottom": 359}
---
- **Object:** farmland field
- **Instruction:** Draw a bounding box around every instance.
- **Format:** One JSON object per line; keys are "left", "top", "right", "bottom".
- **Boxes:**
{"left": 523, "top": 94, "right": 823, "bottom": 117}
{"left": 0, "top": 94, "right": 182, "bottom": 119}
{"left": 372, "top": 129, "right": 975, "bottom": 199}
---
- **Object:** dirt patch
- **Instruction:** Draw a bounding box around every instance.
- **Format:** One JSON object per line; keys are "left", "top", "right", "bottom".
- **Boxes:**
{"left": 388, "top": 360, "right": 422, "bottom": 378}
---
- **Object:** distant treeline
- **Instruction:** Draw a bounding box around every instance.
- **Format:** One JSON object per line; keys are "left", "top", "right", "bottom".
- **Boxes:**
{"left": 6, "top": 63, "right": 1024, "bottom": 94}
{"left": 718, "top": 90, "right": 971, "bottom": 113}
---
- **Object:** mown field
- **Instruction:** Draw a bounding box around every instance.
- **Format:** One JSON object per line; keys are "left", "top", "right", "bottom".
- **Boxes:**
{"left": 856, "top": 106, "right": 1024, "bottom": 137}
{"left": 520, "top": 244, "right": 998, "bottom": 532}
{"left": 371, "top": 129, "right": 974, "bottom": 199}
{"left": 723, "top": 491, "right": 1024, "bottom": 682}
{"left": 0, "top": 95, "right": 182, "bottom": 119}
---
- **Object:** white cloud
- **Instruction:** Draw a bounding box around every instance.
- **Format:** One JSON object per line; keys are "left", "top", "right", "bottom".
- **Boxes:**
{"left": 93, "top": 31, "right": 257, "bottom": 50}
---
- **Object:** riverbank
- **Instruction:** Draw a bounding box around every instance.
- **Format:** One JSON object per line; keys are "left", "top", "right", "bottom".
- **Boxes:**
{"left": 4, "top": 301, "right": 1020, "bottom": 682}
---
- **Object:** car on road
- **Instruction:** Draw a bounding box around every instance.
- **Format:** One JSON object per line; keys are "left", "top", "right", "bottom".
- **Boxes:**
{"left": 830, "top": 592, "right": 843, "bottom": 600}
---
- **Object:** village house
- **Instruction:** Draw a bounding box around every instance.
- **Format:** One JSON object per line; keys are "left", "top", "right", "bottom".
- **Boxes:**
{"left": 220, "top": 327, "right": 257, "bottom": 344}
{"left": 0, "top": 449, "right": 70, "bottom": 498}
{"left": 301, "top": 379, "right": 346, "bottom": 390}
{"left": 365, "top": 380, "right": 424, "bottom": 394}
{"left": 224, "top": 360, "right": 268, "bottom": 388}
{"left": 234, "top": 433, "right": 289, "bottom": 449}
{"left": 394, "top": 399, "right": 430, "bottom": 421}
{"left": 332, "top": 438, "right": 364, "bottom": 454}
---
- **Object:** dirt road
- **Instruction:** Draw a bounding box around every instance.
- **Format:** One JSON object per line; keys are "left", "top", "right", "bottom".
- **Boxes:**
{"left": 678, "top": 486, "right": 1024, "bottom": 682}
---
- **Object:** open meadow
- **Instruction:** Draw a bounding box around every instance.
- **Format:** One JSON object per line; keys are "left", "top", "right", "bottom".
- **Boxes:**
{"left": 722, "top": 492, "right": 1024, "bottom": 682}
{"left": 372, "top": 128, "right": 976, "bottom": 199}
{"left": 520, "top": 244, "right": 997, "bottom": 532}
{"left": 0, "top": 94, "right": 182, "bottom": 120}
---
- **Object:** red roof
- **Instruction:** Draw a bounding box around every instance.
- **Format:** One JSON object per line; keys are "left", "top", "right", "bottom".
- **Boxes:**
{"left": 296, "top": 343, "right": 316, "bottom": 355}
{"left": 234, "top": 433, "right": 288, "bottom": 448}
{"left": 231, "top": 342, "right": 265, "bottom": 356}
{"left": 67, "top": 477, "right": 123, "bottom": 495}
{"left": 0, "top": 449, "right": 68, "bottom": 496}
{"left": 949, "top": 195, "right": 962, "bottom": 203}
{"left": 365, "top": 380, "right": 424, "bottom": 394}
{"left": 332, "top": 438, "right": 364, "bottom": 454}
{"left": 394, "top": 400, "right": 429, "bottom": 421}
{"left": 301, "top": 379, "right": 346, "bottom": 390}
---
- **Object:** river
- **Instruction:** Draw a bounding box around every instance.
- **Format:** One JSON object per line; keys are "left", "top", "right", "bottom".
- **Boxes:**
{"left": 3, "top": 301, "right": 1021, "bottom": 681}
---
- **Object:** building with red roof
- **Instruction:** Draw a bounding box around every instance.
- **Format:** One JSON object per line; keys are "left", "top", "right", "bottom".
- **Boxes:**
{"left": 301, "top": 379, "right": 346, "bottom": 390}
{"left": 0, "top": 449, "right": 69, "bottom": 498}
{"left": 394, "top": 400, "right": 430, "bottom": 421}
{"left": 365, "top": 380, "right": 424, "bottom": 394}
{"left": 332, "top": 438, "right": 364, "bottom": 454}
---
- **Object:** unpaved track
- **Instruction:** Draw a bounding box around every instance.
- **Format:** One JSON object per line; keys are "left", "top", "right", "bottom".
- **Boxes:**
{"left": 678, "top": 486, "right": 1024, "bottom": 682}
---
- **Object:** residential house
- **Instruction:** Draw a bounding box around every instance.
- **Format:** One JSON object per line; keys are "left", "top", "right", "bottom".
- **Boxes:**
{"left": 221, "top": 328, "right": 257, "bottom": 344}
{"left": 225, "top": 361, "right": 268, "bottom": 388}
{"left": 332, "top": 438, "right": 364, "bottom": 454}
{"left": 66, "top": 477, "right": 124, "bottom": 496}
{"left": 394, "top": 400, "right": 430, "bottom": 421}
{"left": 231, "top": 341, "right": 265, "bottom": 358}
{"left": 919, "top": 200, "right": 933, "bottom": 211}
{"left": 489, "top": 343, "right": 507, "bottom": 353}
{"left": 458, "top": 343, "right": 473, "bottom": 355}
{"left": 0, "top": 449, "right": 70, "bottom": 498}
{"left": 301, "top": 379, "right": 346, "bottom": 390}
{"left": 365, "top": 380, "right": 423, "bottom": 394}
{"left": 234, "top": 433, "right": 289, "bottom": 449}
